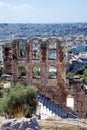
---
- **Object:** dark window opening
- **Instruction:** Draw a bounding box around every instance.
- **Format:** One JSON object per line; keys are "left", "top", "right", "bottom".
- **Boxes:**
{"left": 4, "top": 47, "right": 11, "bottom": 55}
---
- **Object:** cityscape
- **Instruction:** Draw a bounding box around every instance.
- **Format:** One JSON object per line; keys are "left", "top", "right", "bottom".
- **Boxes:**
{"left": 0, "top": 23, "right": 87, "bottom": 129}
{"left": 0, "top": 0, "right": 87, "bottom": 129}
{"left": 0, "top": 23, "right": 87, "bottom": 42}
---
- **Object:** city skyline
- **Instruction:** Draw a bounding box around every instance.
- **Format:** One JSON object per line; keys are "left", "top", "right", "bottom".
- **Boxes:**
{"left": 0, "top": 0, "right": 87, "bottom": 23}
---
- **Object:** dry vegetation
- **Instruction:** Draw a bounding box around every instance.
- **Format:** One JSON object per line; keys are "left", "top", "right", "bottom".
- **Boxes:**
{"left": 38, "top": 117, "right": 87, "bottom": 130}
{"left": 40, "top": 126, "right": 87, "bottom": 130}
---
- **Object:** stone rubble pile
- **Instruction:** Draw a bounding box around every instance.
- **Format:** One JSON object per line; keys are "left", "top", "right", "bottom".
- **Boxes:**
{"left": 1, "top": 117, "right": 41, "bottom": 130}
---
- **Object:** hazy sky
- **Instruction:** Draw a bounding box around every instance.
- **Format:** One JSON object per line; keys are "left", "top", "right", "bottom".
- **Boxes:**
{"left": 0, "top": 0, "right": 87, "bottom": 23}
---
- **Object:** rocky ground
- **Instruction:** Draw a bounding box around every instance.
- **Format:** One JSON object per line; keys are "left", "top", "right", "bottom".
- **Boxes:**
{"left": 0, "top": 116, "right": 6, "bottom": 129}
{"left": 0, "top": 116, "right": 87, "bottom": 130}
{"left": 0, "top": 116, "right": 40, "bottom": 130}
{"left": 38, "top": 117, "right": 87, "bottom": 130}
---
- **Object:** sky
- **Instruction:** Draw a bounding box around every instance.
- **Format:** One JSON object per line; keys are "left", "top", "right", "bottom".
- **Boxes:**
{"left": 0, "top": 0, "right": 87, "bottom": 23}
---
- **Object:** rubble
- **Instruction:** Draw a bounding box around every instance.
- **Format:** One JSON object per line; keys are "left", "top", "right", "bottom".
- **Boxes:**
{"left": 1, "top": 118, "right": 41, "bottom": 130}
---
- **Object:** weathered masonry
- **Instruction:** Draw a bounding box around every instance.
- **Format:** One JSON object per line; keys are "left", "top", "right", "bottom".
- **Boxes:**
{"left": 2, "top": 37, "right": 87, "bottom": 118}
{"left": 3, "top": 37, "right": 67, "bottom": 107}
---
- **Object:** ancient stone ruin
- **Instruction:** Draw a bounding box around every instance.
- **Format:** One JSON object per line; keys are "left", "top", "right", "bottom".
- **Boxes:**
{"left": 2, "top": 37, "right": 87, "bottom": 118}
{"left": 68, "top": 77, "right": 87, "bottom": 118}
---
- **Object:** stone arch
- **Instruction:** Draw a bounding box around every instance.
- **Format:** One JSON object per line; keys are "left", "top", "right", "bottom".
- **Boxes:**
{"left": 18, "top": 66, "right": 26, "bottom": 77}
{"left": 48, "top": 38, "right": 57, "bottom": 60}
{"left": 19, "top": 40, "right": 26, "bottom": 58}
{"left": 48, "top": 65, "right": 57, "bottom": 79}
{"left": 31, "top": 38, "right": 41, "bottom": 60}
{"left": 33, "top": 66, "right": 41, "bottom": 79}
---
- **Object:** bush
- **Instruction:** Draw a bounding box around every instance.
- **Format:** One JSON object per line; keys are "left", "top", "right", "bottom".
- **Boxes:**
{"left": 66, "top": 71, "right": 76, "bottom": 77}
{"left": 20, "top": 66, "right": 26, "bottom": 76}
{"left": 0, "top": 83, "right": 4, "bottom": 98}
{"left": 1, "top": 83, "right": 38, "bottom": 118}
{"left": 0, "top": 66, "right": 3, "bottom": 76}
{"left": 81, "top": 69, "right": 87, "bottom": 84}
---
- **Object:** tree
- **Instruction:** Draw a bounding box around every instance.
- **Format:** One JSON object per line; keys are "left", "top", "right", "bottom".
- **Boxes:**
{"left": 0, "top": 66, "right": 3, "bottom": 76}
{"left": 1, "top": 83, "right": 38, "bottom": 118}
{"left": 82, "top": 69, "right": 87, "bottom": 84}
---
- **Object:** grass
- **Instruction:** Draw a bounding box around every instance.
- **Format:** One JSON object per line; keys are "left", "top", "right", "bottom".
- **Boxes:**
{"left": 60, "top": 126, "right": 87, "bottom": 130}
{"left": 41, "top": 125, "right": 58, "bottom": 130}
{"left": 0, "top": 83, "right": 4, "bottom": 88}
{"left": 41, "top": 125, "right": 87, "bottom": 130}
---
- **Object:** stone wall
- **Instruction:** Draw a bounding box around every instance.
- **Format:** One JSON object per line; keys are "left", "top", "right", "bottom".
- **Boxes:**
{"left": 68, "top": 77, "right": 87, "bottom": 118}
{"left": 2, "top": 37, "right": 87, "bottom": 118}
{"left": 2, "top": 44, "right": 13, "bottom": 74}
{"left": 3, "top": 37, "right": 67, "bottom": 107}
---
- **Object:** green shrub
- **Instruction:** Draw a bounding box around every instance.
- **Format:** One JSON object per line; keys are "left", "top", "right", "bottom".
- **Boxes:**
{"left": 5, "top": 42, "right": 11, "bottom": 44}
{"left": 66, "top": 71, "right": 76, "bottom": 77}
{"left": 0, "top": 66, "right": 3, "bottom": 76}
{"left": 0, "top": 83, "right": 4, "bottom": 98}
{"left": 20, "top": 66, "right": 26, "bottom": 76}
{"left": 0, "top": 83, "right": 38, "bottom": 118}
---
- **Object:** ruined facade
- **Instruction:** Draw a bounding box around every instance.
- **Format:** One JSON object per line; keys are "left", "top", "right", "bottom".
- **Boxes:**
{"left": 2, "top": 37, "right": 87, "bottom": 118}
{"left": 3, "top": 38, "right": 67, "bottom": 106}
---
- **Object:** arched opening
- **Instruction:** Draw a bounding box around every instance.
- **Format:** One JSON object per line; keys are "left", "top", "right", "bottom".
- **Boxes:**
{"left": 32, "top": 40, "right": 40, "bottom": 60}
{"left": 19, "top": 66, "right": 26, "bottom": 76}
{"left": 33, "top": 66, "right": 41, "bottom": 78}
{"left": 19, "top": 41, "right": 25, "bottom": 58}
{"left": 48, "top": 66, "right": 57, "bottom": 79}
{"left": 49, "top": 42, "right": 56, "bottom": 49}
{"left": 48, "top": 42, "right": 56, "bottom": 60}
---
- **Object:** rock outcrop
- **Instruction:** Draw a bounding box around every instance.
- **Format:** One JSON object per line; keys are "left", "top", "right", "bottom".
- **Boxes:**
{"left": 1, "top": 117, "right": 41, "bottom": 130}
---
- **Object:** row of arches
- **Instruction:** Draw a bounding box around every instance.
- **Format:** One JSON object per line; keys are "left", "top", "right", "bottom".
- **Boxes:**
{"left": 18, "top": 66, "right": 57, "bottom": 79}
{"left": 19, "top": 40, "right": 57, "bottom": 60}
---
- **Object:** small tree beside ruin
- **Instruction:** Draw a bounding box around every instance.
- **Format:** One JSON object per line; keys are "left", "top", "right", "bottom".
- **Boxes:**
{"left": 1, "top": 83, "right": 38, "bottom": 118}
